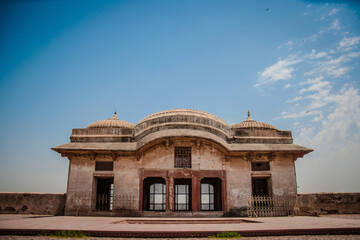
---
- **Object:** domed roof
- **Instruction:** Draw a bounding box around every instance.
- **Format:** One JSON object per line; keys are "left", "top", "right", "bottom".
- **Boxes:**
{"left": 231, "top": 111, "right": 277, "bottom": 130}
{"left": 87, "top": 112, "right": 135, "bottom": 129}
{"left": 137, "top": 108, "right": 228, "bottom": 126}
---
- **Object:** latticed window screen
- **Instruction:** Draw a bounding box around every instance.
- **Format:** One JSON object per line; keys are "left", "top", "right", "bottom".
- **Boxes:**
{"left": 174, "top": 147, "right": 191, "bottom": 168}
{"left": 251, "top": 162, "right": 270, "bottom": 171}
{"left": 201, "top": 183, "right": 214, "bottom": 211}
{"left": 175, "top": 184, "right": 190, "bottom": 211}
{"left": 149, "top": 183, "right": 166, "bottom": 211}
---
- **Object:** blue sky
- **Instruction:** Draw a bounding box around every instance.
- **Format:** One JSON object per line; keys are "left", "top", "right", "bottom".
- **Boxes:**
{"left": 0, "top": 0, "right": 359, "bottom": 193}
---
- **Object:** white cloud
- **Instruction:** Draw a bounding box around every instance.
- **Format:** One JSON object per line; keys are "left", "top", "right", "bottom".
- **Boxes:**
{"left": 307, "top": 49, "right": 327, "bottom": 59}
{"left": 300, "top": 76, "right": 324, "bottom": 85}
{"left": 299, "top": 80, "right": 330, "bottom": 93}
{"left": 328, "top": 8, "right": 340, "bottom": 16}
{"left": 255, "top": 18, "right": 360, "bottom": 192}
{"left": 286, "top": 96, "right": 302, "bottom": 103}
{"left": 295, "top": 86, "right": 360, "bottom": 192}
{"left": 256, "top": 58, "right": 300, "bottom": 87}
{"left": 282, "top": 110, "right": 320, "bottom": 119}
{"left": 339, "top": 36, "right": 360, "bottom": 52}
{"left": 348, "top": 51, "right": 360, "bottom": 58}
{"left": 258, "top": 5, "right": 360, "bottom": 192}
{"left": 305, "top": 52, "right": 360, "bottom": 78}
{"left": 279, "top": 40, "right": 294, "bottom": 50}
{"left": 330, "top": 19, "right": 341, "bottom": 30}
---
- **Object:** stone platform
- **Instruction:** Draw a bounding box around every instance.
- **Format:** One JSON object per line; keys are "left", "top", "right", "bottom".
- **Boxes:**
{"left": 0, "top": 214, "right": 359, "bottom": 237}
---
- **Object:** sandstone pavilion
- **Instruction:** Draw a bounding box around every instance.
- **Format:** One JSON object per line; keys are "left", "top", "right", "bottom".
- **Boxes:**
{"left": 52, "top": 109, "right": 312, "bottom": 217}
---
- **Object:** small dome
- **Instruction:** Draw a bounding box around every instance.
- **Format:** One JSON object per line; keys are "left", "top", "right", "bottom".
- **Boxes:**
{"left": 231, "top": 111, "right": 277, "bottom": 130}
{"left": 87, "top": 112, "right": 134, "bottom": 129}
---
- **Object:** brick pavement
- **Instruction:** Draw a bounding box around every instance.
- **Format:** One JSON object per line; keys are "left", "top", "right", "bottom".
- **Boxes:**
{"left": 1, "top": 235, "right": 360, "bottom": 239}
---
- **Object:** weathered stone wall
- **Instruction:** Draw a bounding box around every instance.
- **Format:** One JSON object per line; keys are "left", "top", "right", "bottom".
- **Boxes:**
{"left": 0, "top": 192, "right": 65, "bottom": 215}
{"left": 65, "top": 156, "right": 95, "bottom": 216}
{"left": 226, "top": 155, "right": 251, "bottom": 216}
{"left": 297, "top": 192, "right": 360, "bottom": 215}
{"left": 271, "top": 154, "right": 297, "bottom": 196}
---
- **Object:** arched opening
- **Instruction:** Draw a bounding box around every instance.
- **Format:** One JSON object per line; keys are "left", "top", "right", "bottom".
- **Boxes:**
{"left": 143, "top": 177, "right": 166, "bottom": 211}
{"left": 200, "top": 178, "right": 222, "bottom": 211}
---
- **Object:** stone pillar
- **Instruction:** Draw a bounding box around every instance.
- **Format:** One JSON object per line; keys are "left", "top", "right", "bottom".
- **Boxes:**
{"left": 221, "top": 177, "right": 227, "bottom": 211}
{"left": 168, "top": 177, "right": 174, "bottom": 211}
{"left": 166, "top": 176, "right": 170, "bottom": 211}
{"left": 192, "top": 176, "right": 201, "bottom": 211}
{"left": 139, "top": 177, "right": 144, "bottom": 211}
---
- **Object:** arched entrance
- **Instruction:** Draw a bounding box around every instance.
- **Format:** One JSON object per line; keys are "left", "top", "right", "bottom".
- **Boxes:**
{"left": 142, "top": 177, "right": 166, "bottom": 211}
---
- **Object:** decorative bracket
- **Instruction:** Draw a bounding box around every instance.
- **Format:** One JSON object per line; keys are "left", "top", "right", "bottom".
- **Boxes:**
{"left": 165, "top": 139, "right": 170, "bottom": 150}
{"left": 90, "top": 152, "right": 97, "bottom": 161}
{"left": 112, "top": 152, "right": 117, "bottom": 161}
{"left": 246, "top": 152, "right": 254, "bottom": 162}
{"left": 293, "top": 152, "right": 305, "bottom": 161}
{"left": 267, "top": 153, "right": 275, "bottom": 161}
{"left": 61, "top": 152, "right": 72, "bottom": 160}
{"left": 196, "top": 138, "right": 201, "bottom": 150}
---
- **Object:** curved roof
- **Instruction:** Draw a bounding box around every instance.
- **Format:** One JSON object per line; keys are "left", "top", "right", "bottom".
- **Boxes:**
{"left": 87, "top": 113, "right": 135, "bottom": 129}
{"left": 137, "top": 109, "right": 229, "bottom": 126}
{"left": 231, "top": 111, "right": 277, "bottom": 130}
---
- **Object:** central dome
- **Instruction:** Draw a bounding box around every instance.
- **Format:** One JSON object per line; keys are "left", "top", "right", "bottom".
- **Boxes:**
{"left": 137, "top": 109, "right": 228, "bottom": 126}
{"left": 134, "top": 109, "right": 229, "bottom": 138}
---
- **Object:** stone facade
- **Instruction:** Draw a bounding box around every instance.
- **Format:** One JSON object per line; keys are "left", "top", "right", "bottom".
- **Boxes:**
{"left": 52, "top": 109, "right": 312, "bottom": 216}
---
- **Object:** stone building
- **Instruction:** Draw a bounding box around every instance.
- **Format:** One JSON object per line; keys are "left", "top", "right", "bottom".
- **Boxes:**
{"left": 52, "top": 109, "right": 312, "bottom": 216}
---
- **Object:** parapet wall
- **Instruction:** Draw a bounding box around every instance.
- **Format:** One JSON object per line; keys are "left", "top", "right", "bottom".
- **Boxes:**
{"left": 297, "top": 192, "right": 360, "bottom": 216}
{"left": 0, "top": 193, "right": 66, "bottom": 215}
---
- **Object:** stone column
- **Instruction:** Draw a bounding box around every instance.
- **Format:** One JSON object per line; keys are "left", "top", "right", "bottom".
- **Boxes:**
{"left": 168, "top": 177, "right": 174, "bottom": 211}
{"left": 192, "top": 176, "right": 201, "bottom": 211}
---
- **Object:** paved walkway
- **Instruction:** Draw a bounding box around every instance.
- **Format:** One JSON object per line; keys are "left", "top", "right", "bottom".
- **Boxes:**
{"left": 0, "top": 214, "right": 359, "bottom": 238}
{"left": 1, "top": 235, "right": 360, "bottom": 240}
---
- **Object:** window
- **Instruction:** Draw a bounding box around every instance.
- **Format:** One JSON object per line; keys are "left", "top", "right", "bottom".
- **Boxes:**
{"left": 174, "top": 179, "right": 191, "bottom": 211}
{"left": 95, "top": 161, "right": 113, "bottom": 171}
{"left": 174, "top": 147, "right": 191, "bottom": 168}
{"left": 201, "top": 183, "right": 214, "bottom": 210}
{"left": 149, "top": 183, "right": 166, "bottom": 211}
{"left": 143, "top": 178, "right": 166, "bottom": 211}
{"left": 251, "top": 162, "right": 270, "bottom": 171}
{"left": 200, "top": 178, "right": 222, "bottom": 211}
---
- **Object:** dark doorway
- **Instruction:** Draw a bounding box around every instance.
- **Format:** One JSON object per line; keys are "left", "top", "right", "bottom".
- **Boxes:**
{"left": 252, "top": 178, "right": 269, "bottom": 196}
{"left": 96, "top": 178, "right": 114, "bottom": 211}
{"left": 174, "top": 179, "right": 192, "bottom": 211}
{"left": 143, "top": 177, "right": 166, "bottom": 211}
{"left": 200, "top": 178, "right": 222, "bottom": 211}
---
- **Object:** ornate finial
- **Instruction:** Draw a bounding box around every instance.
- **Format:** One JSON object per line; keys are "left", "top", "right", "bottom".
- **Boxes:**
{"left": 246, "top": 110, "right": 252, "bottom": 121}
{"left": 112, "top": 109, "right": 118, "bottom": 119}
